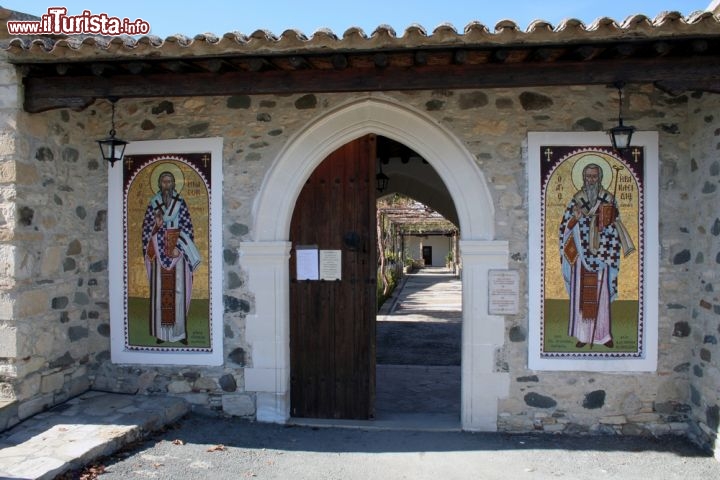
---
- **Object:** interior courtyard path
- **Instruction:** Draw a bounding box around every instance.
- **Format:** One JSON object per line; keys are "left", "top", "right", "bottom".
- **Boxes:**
{"left": 375, "top": 266, "right": 462, "bottom": 426}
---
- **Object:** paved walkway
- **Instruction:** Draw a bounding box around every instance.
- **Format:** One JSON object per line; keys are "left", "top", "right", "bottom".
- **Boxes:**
{"left": 374, "top": 267, "right": 462, "bottom": 428}
{"left": 0, "top": 391, "right": 188, "bottom": 479}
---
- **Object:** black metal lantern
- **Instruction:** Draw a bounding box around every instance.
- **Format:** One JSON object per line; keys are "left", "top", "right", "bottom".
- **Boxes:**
{"left": 376, "top": 161, "right": 389, "bottom": 192}
{"left": 97, "top": 97, "right": 128, "bottom": 167}
{"left": 608, "top": 82, "right": 635, "bottom": 151}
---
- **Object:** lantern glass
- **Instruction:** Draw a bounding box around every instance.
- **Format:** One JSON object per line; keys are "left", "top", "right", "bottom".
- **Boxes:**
{"left": 98, "top": 136, "right": 128, "bottom": 167}
{"left": 609, "top": 122, "right": 635, "bottom": 151}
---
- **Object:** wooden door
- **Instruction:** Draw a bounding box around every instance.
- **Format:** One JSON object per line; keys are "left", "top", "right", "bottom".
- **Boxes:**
{"left": 422, "top": 246, "right": 433, "bottom": 266}
{"left": 289, "top": 134, "right": 377, "bottom": 420}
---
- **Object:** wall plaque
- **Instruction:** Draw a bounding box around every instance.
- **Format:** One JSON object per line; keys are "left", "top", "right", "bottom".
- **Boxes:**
{"left": 488, "top": 269, "right": 519, "bottom": 315}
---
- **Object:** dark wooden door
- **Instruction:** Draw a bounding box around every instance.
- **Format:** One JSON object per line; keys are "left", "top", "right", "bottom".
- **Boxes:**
{"left": 422, "top": 246, "right": 433, "bottom": 266}
{"left": 289, "top": 134, "right": 377, "bottom": 420}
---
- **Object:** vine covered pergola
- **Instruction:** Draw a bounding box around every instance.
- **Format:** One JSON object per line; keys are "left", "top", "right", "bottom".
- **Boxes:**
{"left": 376, "top": 195, "right": 458, "bottom": 297}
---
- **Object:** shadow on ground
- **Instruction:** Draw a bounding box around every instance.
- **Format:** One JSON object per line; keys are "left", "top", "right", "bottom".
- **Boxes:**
{"left": 376, "top": 320, "right": 461, "bottom": 365}
{"left": 125, "top": 415, "right": 713, "bottom": 457}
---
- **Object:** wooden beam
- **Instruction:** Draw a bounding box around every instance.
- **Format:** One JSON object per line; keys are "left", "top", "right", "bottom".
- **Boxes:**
{"left": 332, "top": 54, "right": 348, "bottom": 70}
{"left": 655, "top": 79, "right": 720, "bottom": 96}
{"left": 124, "top": 62, "right": 148, "bottom": 75}
{"left": 653, "top": 42, "right": 672, "bottom": 57}
{"left": 453, "top": 50, "right": 467, "bottom": 65}
{"left": 534, "top": 48, "right": 565, "bottom": 62}
{"left": 373, "top": 53, "right": 388, "bottom": 68}
{"left": 22, "top": 56, "right": 720, "bottom": 112}
{"left": 91, "top": 63, "right": 108, "bottom": 76}
{"left": 288, "top": 56, "right": 310, "bottom": 69}
{"left": 248, "top": 57, "right": 271, "bottom": 72}
{"left": 693, "top": 40, "right": 709, "bottom": 53}
{"left": 575, "top": 46, "right": 605, "bottom": 61}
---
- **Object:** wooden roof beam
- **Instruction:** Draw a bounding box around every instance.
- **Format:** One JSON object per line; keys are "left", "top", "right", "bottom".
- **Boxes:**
{"left": 21, "top": 55, "right": 720, "bottom": 112}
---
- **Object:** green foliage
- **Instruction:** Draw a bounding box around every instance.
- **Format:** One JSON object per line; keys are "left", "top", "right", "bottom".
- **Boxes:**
{"left": 376, "top": 265, "right": 401, "bottom": 310}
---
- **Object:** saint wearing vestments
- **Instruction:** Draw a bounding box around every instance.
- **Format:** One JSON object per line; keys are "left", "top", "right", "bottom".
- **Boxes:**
{"left": 559, "top": 162, "right": 635, "bottom": 348}
{"left": 142, "top": 171, "right": 201, "bottom": 344}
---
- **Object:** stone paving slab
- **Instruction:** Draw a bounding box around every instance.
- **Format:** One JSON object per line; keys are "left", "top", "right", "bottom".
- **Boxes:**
{"left": 0, "top": 391, "right": 189, "bottom": 480}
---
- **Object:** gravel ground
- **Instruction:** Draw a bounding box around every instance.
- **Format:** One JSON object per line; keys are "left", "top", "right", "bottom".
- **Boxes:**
{"left": 60, "top": 413, "right": 719, "bottom": 480}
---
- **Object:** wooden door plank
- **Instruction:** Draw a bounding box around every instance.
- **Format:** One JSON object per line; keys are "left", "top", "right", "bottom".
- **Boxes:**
{"left": 289, "top": 134, "right": 377, "bottom": 420}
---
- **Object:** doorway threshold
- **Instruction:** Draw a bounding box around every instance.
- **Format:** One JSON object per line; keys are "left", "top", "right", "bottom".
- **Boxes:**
{"left": 289, "top": 412, "right": 461, "bottom": 432}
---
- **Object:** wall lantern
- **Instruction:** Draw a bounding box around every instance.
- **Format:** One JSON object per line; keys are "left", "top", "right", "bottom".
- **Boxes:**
{"left": 97, "top": 97, "right": 128, "bottom": 167}
{"left": 376, "top": 161, "right": 389, "bottom": 192}
{"left": 607, "top": 81, "right": 636, "bottom": 151}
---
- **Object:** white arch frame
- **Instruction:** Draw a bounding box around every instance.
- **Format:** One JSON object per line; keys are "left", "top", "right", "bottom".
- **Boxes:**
{"left": 240, "top": 95, "right": 509, "bottom": 430}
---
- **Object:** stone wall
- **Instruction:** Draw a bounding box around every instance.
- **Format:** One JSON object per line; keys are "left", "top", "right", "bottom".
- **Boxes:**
{"left": 685, "top": 92, "right": 720, "bottom": 455}
{"left": 0, "top": 56, "right": 20, "bottom": 428}
{"left": 1, "top": 75, "right": 717, "bottom": 444}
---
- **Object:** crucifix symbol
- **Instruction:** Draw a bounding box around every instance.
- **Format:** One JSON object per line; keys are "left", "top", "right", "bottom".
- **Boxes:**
{"left": 631, "top": 148, "right": 641, "bottom": 163}
{"left": 202, "top": 155, "right": 210, "bottom": 168}
{"left": 125, "top": 158, "right": 134, "bottom": 170}
{"left": 544, "top": 148, "right": 553, "bottom": 162}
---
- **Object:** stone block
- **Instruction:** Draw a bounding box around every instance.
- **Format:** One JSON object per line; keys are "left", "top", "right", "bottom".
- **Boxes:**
{"left": 0, "top": 85, "right": 20, "bottom": 109}
{"left": 542, "top": 423, "right": 566, "bottom": 433}
{"left": 222, "top": 393, "right": 255, "bottom": 417}
{"left": 163, "top": 396, "right": 191, "bottom": 422}
{"left": 668, "top": 422, "right": 689, "bottom": 432}
{"left": 599, "top": 415, "right": 627, "bottom": 425}
{"left": 68, "top": 376, "right": 90, "bottom": 398}
{"left": 0, "top": 293, "right": 13, "bottom": 321}
{"left": 17, "top": 393, "right": 52, "bottom": 420}
{"left": 40, "top": 246, "right": 63, "bottom": 277}
{"left": 13, "top": 356, "right": 43, "bottom": 379}
{"left": 0, "top": 321, "right": 16, "bottom": 357}
{"left": 176, "top": 392, "right": 208, "bottom": 406}
{"left": 40, "top": 371, "right": 65, "bottom": 394}
{"left": 0, "top": 381, "right": 14, "bottom": 400}
{"left": 627, "top": 412, "right": 660, "bottom": 423}
{"left": 167, "top": 380, "right": 192, "bottom": 394}
{"left": 17, "top": 289, "right": 50, "bottom": 318}
{"left": 621, "top": 423, "right": 651, "bottom": 436}
{"left": 193, "top": 377, "right": 217, "bottom": 392}
{"left": 0, "top": 159, "right": 15, "bottom": 181}
{"left": 0, "top": 399, "right": 18, "bottom": 426}
{"left": 0, "top": 65, "right": 18, "bottom": 85}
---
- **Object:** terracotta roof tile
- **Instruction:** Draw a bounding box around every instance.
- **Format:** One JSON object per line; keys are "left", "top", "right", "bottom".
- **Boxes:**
{"left": 2, "top": 11, "right": 719, "bottom": 62}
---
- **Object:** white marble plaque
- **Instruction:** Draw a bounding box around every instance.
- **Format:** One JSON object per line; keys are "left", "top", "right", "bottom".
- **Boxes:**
{"left": 488, "top": 269, "right": 519, "bottom": 315}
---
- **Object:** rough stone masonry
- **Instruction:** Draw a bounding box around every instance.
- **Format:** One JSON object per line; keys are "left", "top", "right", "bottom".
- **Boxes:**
{"left": 0, "top": 58, "right": 718, "bottom": 456}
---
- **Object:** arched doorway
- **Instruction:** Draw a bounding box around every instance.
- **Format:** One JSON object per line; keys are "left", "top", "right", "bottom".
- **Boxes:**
{"left": 240, "top": 96, "right": 510, "bottom": 431}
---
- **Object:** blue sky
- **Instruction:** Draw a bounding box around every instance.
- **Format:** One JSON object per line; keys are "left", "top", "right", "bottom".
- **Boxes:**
{"left": 4, "top": 1, "right": 713, "bottom": 38}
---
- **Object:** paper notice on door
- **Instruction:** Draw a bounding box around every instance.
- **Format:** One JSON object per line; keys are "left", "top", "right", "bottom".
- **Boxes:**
{"left": 320, "top": 250, "right": 342, "bottom": 281}
{"left": 296, "top": 246, "right": 319, "bottom": 280}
